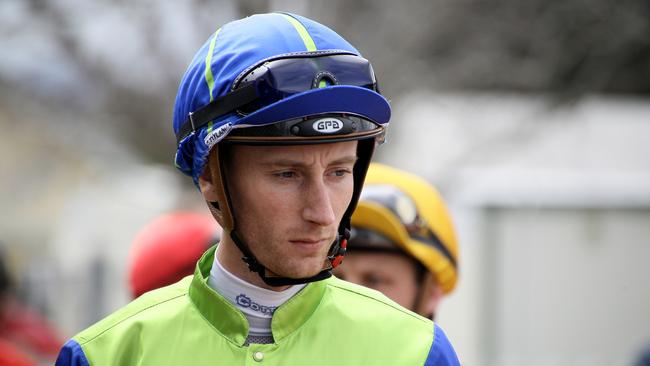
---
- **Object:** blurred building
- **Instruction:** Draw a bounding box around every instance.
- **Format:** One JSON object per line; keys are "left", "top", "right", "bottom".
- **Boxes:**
{"left": 380, "top": 93, "right": 650, "bottom": 366}
{"left": 0, "top": 89, "right": 202, "bottom": 337}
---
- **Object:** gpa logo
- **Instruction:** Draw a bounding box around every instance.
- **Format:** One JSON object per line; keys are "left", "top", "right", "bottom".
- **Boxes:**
{"left": 204, "top": 123, "right": 232, "bottom": 148}
{"left": 313, "top": 118, "right": 343, "bottom": 134}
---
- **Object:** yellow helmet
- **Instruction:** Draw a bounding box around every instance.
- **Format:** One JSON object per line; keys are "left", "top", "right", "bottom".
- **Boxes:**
{"left": 350, "top": 163, "right": 459, "bottom": 294}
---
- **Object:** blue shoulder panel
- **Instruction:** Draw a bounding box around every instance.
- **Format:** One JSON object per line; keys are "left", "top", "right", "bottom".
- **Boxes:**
{"left": 423, "top": 323, "right": 460, "bottom": 366}
{"left": 55, "top": 339, "right": 91, "bottom": 366}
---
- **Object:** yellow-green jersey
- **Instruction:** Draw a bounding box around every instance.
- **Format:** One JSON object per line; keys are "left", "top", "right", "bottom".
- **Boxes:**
{"left": 56, "top": 246, "right": 459, "bottom": 365}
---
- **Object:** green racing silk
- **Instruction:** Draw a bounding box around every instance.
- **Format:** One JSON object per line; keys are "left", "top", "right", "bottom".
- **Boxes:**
{"left": 56, "top": 246, "right": 459, "bottom": 365}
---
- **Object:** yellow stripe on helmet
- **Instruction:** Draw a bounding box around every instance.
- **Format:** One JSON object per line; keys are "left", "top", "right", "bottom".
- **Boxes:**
{"left": 203, "top": 28, "right": 222, "bottom": 133}
{"left": 279, "top": 13, "right": 317, "bottom": 51}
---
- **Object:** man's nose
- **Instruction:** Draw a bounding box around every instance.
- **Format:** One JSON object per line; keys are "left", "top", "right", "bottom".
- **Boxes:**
{"left": 302, "top": 179, "right": 337, "bottom": 226}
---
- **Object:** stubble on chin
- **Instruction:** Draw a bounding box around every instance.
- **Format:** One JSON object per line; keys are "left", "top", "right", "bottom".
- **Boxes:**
{"left": 262, "top": 249, "right": 332, "bottom": 279}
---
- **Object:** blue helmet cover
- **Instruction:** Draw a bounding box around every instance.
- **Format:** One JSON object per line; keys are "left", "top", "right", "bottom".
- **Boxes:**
{"left": 172, "top": 13, "right": 391, "bottom": 185}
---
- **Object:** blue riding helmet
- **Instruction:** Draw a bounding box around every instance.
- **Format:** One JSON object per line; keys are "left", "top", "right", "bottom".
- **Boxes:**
{"left": 172, "top": 12, "right": 391, "bottom": 286}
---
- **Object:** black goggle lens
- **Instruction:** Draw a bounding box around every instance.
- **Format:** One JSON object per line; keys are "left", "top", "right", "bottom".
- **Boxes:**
{"left": 235, "top": 54, "right": 377, "bottom": 115}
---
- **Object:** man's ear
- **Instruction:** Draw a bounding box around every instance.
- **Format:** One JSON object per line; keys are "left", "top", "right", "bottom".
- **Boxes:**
{"left": 198, "top": 162, "right": 220, "bottom": 202}
{"left": 198, "top": 149, "right": 233, "bottom": 230}
{"left": 417, "top": 273, "right": 444, "bottom": 319}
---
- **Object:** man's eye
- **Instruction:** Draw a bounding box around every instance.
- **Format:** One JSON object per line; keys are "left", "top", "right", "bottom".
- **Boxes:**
{"left": 276, "top": 171, "right": 295, "bottom": 178}
{"left": 333, "top": 169, "right": 351, "bottom": 177}
{"left": 364, "top": 274, "right": 387, "bottom": 288}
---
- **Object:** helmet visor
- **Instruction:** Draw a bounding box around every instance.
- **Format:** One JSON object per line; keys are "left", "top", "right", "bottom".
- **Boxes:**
{"left": 225, "top": 114, "right": 385, "bottom": 145}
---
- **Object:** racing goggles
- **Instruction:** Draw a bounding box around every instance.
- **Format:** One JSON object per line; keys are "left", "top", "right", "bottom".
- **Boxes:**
{"left": 176, "top": 52, "right": 379, "bottom": 144}
{"left": 349, "top": 227, "right": 398, "bottom": 251}
{"left": 358, "top": 185, "right": 457, "bottom": 267}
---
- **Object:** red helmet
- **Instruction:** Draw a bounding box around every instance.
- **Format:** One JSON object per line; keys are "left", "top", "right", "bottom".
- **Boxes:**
{"left": 128, "top": 212, "right": 219, "bottom": 298}
{"left": 0, "top": 339, "right": 37, "bottom": 366}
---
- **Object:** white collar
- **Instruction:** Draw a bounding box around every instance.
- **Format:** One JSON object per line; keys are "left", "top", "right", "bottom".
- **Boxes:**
{"left": 207, "top": 250, "right": 305, "bottom": 336}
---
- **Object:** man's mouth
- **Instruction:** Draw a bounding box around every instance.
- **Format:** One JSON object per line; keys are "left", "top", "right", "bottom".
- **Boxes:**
{"left": 289, "top": 238, "right": 327, "bottom": 245}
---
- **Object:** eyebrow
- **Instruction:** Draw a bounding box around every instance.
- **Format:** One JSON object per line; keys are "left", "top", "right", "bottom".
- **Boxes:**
{"left": 262, "top": 155, "right": 358, "bottom": 168}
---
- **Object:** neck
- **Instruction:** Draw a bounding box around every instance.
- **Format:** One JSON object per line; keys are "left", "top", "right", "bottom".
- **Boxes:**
{"left": 208, "top": 248, "right": 305, "bottom": 338}
{"left": 216, "top": 236, "right": 291, "bottom": 291}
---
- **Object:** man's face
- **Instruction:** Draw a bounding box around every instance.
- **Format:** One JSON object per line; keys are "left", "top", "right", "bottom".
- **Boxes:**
{"left": 224, "top": 141, "right": 357, "bottom": 280}
{"left": 333, "top": 251, "right": 420, "bottom": 310}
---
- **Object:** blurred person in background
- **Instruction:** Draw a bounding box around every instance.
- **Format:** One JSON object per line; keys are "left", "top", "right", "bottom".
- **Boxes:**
{"left": 0, "top": 246, "right": 63, "bottom": 365}
{"left": 128, "top": 212, "right": 221, "bottom": 298}
{"left": 56, "top": 12, "right": 459, "bottom": 366}
{"left": 334, "top": 163, "right": 459, "bottom": 320}
{"left": 0, "top": 338, "right": 36, "bottom": 366}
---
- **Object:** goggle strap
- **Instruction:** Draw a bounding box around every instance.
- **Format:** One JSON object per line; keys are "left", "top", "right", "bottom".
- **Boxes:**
{"left": 176, "top": 83, "right": 258, "bottom": 144}
{"left": 422, "top": 229, "right": 458, "bottom": 269}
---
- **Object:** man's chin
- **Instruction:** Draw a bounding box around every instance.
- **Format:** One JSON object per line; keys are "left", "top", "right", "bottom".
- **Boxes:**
{"left": 268, "top": 260, "right": 330, "bottom": 280}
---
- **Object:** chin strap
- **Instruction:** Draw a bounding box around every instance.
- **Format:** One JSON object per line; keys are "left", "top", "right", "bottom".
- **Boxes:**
{"left": 212, "top": 137, "right": 372, "bottom": 287}
{"left": 228, "top": 224, "right": 350, "bottom": 287}
{"left": 328, "top": 227, "right": 349, "bottom": 268}
{"left": 411, "top": 264, "right": 433, "bottom": 319}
